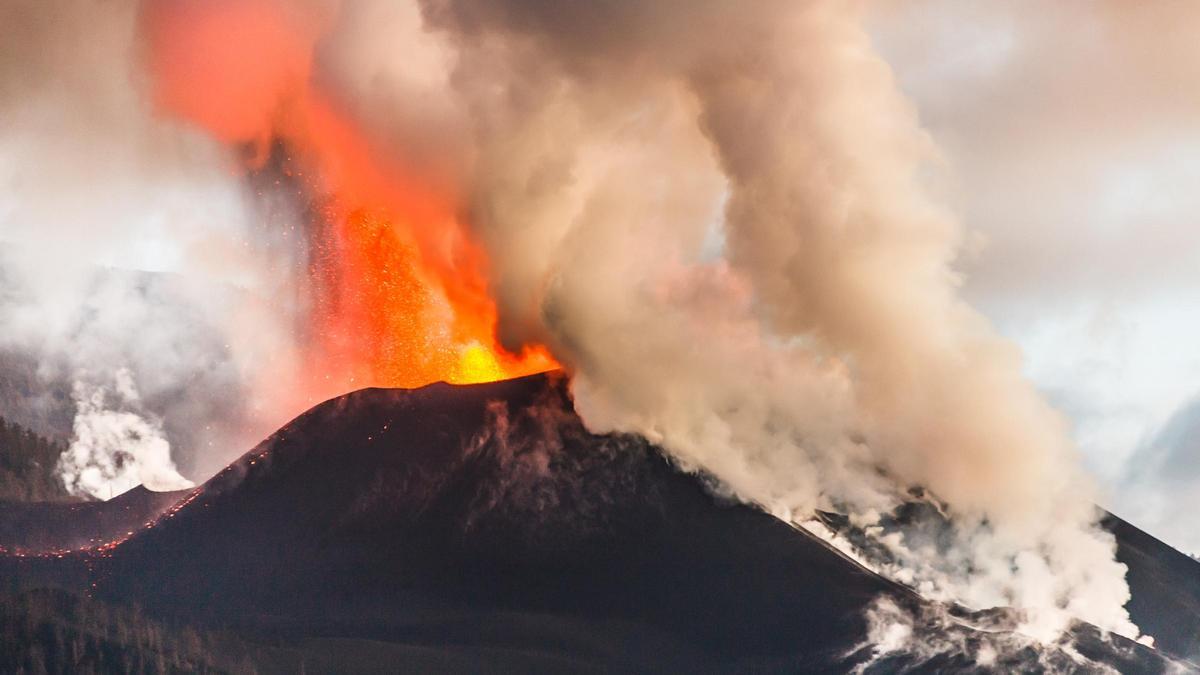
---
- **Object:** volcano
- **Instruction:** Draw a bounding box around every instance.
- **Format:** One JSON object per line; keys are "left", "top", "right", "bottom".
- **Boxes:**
{"left": 2, "top": 373, "right": 1196, "bottom": 672}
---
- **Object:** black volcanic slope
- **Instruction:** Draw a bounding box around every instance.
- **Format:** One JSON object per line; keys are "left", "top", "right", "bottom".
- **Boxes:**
{"left": 90, "top": 373, "right": 896, "bottom": 671}
{"left": 2, "top": 373, "right": 1193, "bottom": 673}
{"left": 1106, "top": 512, "right": 1200, "bottom": 661}
{"left": 0, "top": 486, "right": 189, "bottom": 554}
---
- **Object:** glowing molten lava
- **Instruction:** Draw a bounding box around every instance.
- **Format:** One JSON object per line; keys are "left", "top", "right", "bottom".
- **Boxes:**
{"left": 299, "top": 95, "right": 555, "bottom": 391}
{"left": 307, "top": 196, "right": 555, "bottom": 391}
{"left": 142, "top": 0, "right": 556, "bottom": 397}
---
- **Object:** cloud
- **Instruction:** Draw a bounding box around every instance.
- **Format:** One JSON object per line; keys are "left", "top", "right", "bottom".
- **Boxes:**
{"left": 1118, "top": 396, "right": 1200, "bottom": 555}
{"left": 867, "top": 1, "right": 1200, "bottom": 547}
{"left": 870, "top": 0, "right": 1200, "bottom": 309}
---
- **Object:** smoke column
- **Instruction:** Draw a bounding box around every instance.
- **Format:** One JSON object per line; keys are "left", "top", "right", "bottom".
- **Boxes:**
{"left": 413, "top": 0, "right": 1137, "bottom": 640}
{"left": 0, "top": 0, "right": 1149, "bottom": 645}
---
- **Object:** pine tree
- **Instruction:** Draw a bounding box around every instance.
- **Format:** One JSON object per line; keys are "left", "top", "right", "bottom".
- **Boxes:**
{"left": 0, "top": 415, "right": 75, "bottom": 502}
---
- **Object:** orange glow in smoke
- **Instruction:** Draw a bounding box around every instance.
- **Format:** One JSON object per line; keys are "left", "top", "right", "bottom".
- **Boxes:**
{"left": 297, "top": 94, "right": 556, "bottom": 391}
{"left": 142, "top": 0, "right": 556, "bottom": 395}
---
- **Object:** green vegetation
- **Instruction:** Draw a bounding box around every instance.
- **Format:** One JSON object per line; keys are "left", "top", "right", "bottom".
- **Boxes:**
{"left": 0, "top": 417, "right": 75, "bottom": 502}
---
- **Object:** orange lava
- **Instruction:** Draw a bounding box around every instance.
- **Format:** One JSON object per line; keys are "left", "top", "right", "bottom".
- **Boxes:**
{"left": 141, "top": 0, "right": 556, "bottom": 396}
{"left": 296, "top": 94, "right": 556, "bottom": 391}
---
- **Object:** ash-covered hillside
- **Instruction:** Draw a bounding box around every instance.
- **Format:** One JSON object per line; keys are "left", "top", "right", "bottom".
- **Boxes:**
{"left": 1, "top": 373, "right": 1196, "bottom": 673}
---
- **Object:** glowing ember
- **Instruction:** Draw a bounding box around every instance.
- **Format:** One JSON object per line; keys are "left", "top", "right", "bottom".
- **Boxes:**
{"left": 295, "top": 94, "right": 557, "bottom": 391}
{"left": 454, "top": 342, "right": 509, "bottom": 384}
{"left": 306, "top": 197, "right": 555, "bottom": 390}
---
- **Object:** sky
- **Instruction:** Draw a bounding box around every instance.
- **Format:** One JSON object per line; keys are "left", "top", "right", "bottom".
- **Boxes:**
{"left": 870, "top": 0, "right": 1200, "bottom": 553}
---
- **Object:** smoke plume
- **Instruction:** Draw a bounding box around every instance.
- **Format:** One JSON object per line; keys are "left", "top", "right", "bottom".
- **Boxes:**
{"left": 409, "top": 0, "right": 1136, "bottom": 640}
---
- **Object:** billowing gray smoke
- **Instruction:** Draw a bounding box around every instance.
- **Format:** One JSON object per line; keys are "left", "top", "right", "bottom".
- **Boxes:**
{"left": 412, "top": 0, "right": 1137, "bottom": 640}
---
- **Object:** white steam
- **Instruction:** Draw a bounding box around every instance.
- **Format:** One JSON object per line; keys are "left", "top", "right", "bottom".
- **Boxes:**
{"left": 851, "top": 596, "right": 1136, "bottom": 673}
{"left": 58, "top": 369, "right": 193, "bottom": 499}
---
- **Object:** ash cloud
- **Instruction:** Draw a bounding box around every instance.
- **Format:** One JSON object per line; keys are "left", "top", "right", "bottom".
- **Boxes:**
{"left": 410, "top": 0, "right": 1138, "bottom": 640}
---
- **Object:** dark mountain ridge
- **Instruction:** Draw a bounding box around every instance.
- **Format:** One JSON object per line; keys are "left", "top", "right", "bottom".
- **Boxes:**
{"left": 1, "top": 372, "right": 1195, "bottom": 672}
{"left": 0, "top": 485, "right": 188, "bottom": 554}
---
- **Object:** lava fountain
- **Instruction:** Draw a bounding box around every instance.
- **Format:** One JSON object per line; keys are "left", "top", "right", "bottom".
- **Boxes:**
{"left": 140, "top": 0, "right": 555, "bottom": 398}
